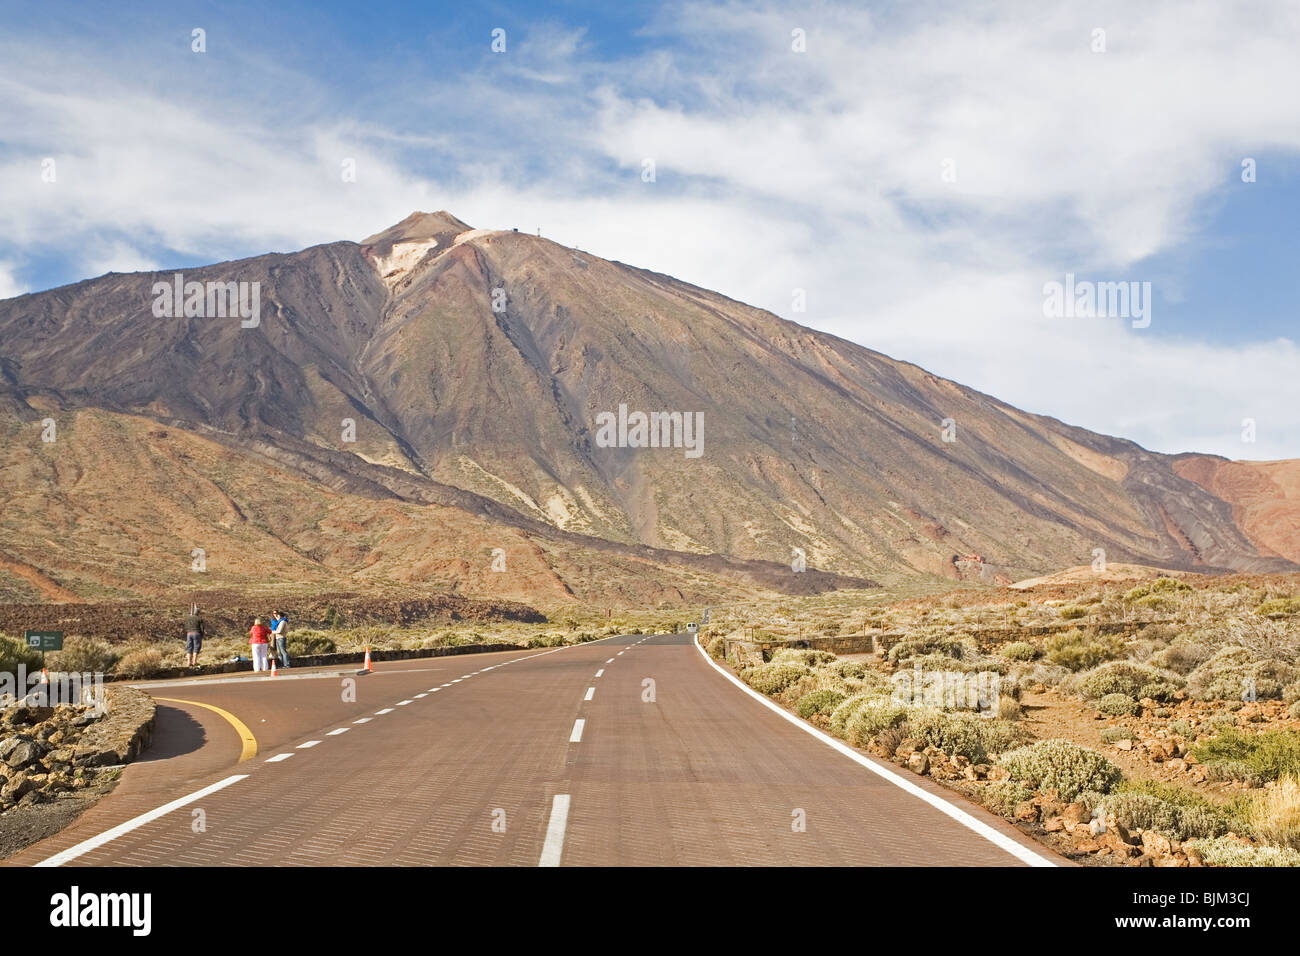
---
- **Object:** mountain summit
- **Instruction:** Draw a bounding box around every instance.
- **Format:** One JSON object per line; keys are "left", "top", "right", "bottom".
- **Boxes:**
{"left": 0, "top": 212, "right": 1297, "bottom": 601}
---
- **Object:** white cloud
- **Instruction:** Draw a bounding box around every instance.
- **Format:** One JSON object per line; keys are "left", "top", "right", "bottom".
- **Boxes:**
{"left": 0, "top": 261, "right": 24, "bottom": 300}
{"left": 0, "top": 0, "right": 1298, "bottom": 459}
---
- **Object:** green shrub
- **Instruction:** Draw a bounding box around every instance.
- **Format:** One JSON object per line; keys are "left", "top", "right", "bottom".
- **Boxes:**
{"left": 1125, "top": 578, "right": 1192, "bottom": 602}
{"left": 741, "top": 662, "right": 813, "bottom": 695}
{"left": 1101, "top": 726, "right": 1137, "bottom": 744}
{"left": 47, "top": 635, "right": 120, "bottom": 675}
{"left": 845, "top": 700, "right": 910, "bottom": 747}
{"left": 1077, "top": 660, "right": 1184, "bottom": 700}
{"left": 999, "top": 739, "right": 1123, "bottom": 800}
{"left": 796, "top": 689, "right": 846, "bottom": 719}
{"left": 1257, "top": 598, "right": 1300, "bottom": 619}
{"left": 771, "top": 648, "right": 837, "bottom": 666}
{"left": 1098, "top": 693, "right": 1140, "bottom": 716}
{"left": 1188, "top": 646, "right": 1297, "bottom": 701}
{"left": 1185, "top": 837, "right": 1300, "bottom": 867}
{"left": 1002, "top": 641, "right": 1039, "bottom": 661}
{"left": 904, "top": 709, "right": 1027, "bottom": 763}
{"left": 288, "top": 632, "right": 337, "bottom": 656}
{"left": 886, "top": 634, "right": 974, "bottom": 665}
{"left": 1044, "top": 630, "right": 1124, "bottom": 671}
{"left": 0, "top": 634, "right": 42, "bottom": 677}
{"left": 1059, "top": 605, "right": 1089, "bottom": 620}
{"left": 824, "top": 659, "right": 866, "bottom": 679}
{"left": 980, "top": 780, "right": 1035, "bottom": 816}
{"left": 1101, "top": 781, "right": 1237, "bottom": 840}
{"left": 1192, "top": 728, "right": 1300, "bottom": 783}
{"left": 115, "top": 647, "right": 165, "bottom": 678}
{"left": 829, "top": 693, "right": 883, "bottom": 737}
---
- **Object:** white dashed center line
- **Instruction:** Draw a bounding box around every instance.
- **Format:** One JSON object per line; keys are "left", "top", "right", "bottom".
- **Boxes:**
{"left": 569, "top": 719, "right": 585, "bottom": 743}
{"left": 595, "top": 669, "right": 604, "bottom": 678}
{"left": 265, "top": 753, "right": 294, "bottom": 763}
{"left": 353, "top": 717, "right": 373, "bottom": 724}
{"left": 375, "top": 708, "right": 394, "bottom": 715}
{"left": 326, "top": 727, "right": 349, "bottom": 736}
{"left": 297, "top": 740, "right": 321, "bottom": 749}
{"left": 539, "top": 794, "right": 571, "bottom": 867}
{"left": 584, "top": 687, "right": 595, "bottom": 701}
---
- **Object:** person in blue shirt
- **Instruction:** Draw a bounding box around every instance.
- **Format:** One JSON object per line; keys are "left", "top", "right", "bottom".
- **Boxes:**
{"left": 269, "top": 611, "right": 290, "bottom": 669}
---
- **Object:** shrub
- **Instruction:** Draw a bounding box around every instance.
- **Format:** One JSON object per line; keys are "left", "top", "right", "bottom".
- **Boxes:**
{"left": 999, "top": 739, "right": 1123, "bottom": 800}
{"left": 1184, "top": 837, "right": 1300, "bottom": 867}
{"left": 1250, "top": 777, "right": 1300, "bottom": 849}
{"left": 1002, "top": 641, "right": 1039, "bottom": 661}
{"left": 1077, "top": 661, "right": 1184, "bottom": 701}
{"left": 1150, "top": 639, "right": 1216, "bottom": 675}
{"left": 824, "top": 659, "right": 866, "bottom": 679}
{"left": 845, "top": 700, "right": 911, "bottom": 747}
{"left": 998, "top": 696, "right": 1023, "bottom": 721}
{"left": 771, "top": 648, "right": 838, "bottom": 666}
{"left": 115, "top": 647, "right": 165, "bottom": 678}
{"left": 1125, "top": 578, "right": 1192, "bottom": 602}
{"left": 47, "top": 635, "right": 120, "bottom": 675}
{"left": 1291, "top": 701, "right": 1300, "bottom": 720}
{"left": 886, "top": 634, "right": 975, "bottom": 665}
{"left": 904, "top": 709, "right": 1027, "bottom": 763}
{"left": 1059, "top": 605, "right": 1089, "bottom": 620}
{"left": 1098, "top": 693, "right": 1140, "bottom": 716}
{"left": 1044, "top": 630, "right": 1124, "bottom": 671}
{"left": 796, "top": 689, "right": 846, "bottom": 719}
{"left": 1101, "top": 782, "right": 1236, "bottom": 840}
{"left": 1257, "top": 598, "right": 1300, "bottom": 619}
{"left": 288, "top": 632, "right": 337, "bottom": 656}
{"left": 980, "top": 780, "right": 1035, "bottom": 816}
{"left": 1187, "top": 646, "right": 1297, "bottom": 701}
{"left": 0, "top": 634, "right": 42, "bottom": 677}
{"left": 1194, "top": 728, "right": 1300, "bottom": 784}
{"left": 706, "top": 635, "right": 727, "bottom": 659}
{"left": 1101, "top": 726, "right": 1137, "bottom": 744}
{"left": 741, "top": 662, "right": 813, "bottom": 695}
{"left": 830, "top": 693, "right": 883, "bottom": 737}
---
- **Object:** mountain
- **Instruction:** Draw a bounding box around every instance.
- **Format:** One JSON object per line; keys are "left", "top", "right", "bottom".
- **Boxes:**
{"left": 0, "top": 211, "right": 1295, "bottom": 604}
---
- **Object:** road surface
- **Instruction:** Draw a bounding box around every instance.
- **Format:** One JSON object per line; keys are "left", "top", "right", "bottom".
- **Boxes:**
{"left": 5, "top": 634, "right": 1061, "bottom": 866}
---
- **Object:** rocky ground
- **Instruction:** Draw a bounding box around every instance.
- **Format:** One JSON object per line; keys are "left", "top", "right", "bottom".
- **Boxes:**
{"left": 0, "top": 686, "right": 155, "bottom": 858}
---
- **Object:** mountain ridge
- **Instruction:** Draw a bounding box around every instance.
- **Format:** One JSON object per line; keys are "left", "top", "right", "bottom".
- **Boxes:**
{"left": 1, "top": 210, "right": 1296, "bottom": 604}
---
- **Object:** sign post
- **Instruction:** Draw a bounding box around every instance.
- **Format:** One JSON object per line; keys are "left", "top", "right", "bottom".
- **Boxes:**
{"left": 24, "top": 630, "right": 64, "bottom": 670}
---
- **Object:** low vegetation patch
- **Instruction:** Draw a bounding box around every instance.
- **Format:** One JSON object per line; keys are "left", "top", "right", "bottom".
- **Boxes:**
{"left": 1192, "top": 727, "right": 1300, "bottom": 784}
{"left": 999, "top": 739, "right": 1123, "bottom": 800}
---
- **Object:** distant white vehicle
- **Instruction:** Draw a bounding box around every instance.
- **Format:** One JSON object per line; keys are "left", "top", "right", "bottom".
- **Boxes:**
{"left": 686, "top": 622, "right": 698, "bottom": 634}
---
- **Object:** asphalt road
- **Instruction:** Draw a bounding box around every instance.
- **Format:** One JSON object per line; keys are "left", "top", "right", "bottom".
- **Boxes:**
{"left": 5, "top": 634, "right": 1062, "bottom": 866}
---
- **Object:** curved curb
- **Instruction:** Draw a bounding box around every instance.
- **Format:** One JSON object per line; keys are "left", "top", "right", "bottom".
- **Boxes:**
{"left": 153, "top": 697, "right": 258, "bottom": 762}
{"left": 691, "top": 635, "right": 1058, "bottom": 867}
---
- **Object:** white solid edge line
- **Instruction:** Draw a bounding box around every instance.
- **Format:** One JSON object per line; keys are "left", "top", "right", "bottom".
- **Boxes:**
{"left": 569, "top": 718, "right": 585, "bottom": 743}
{"left": 539, "top": 794, "right": 571, "bottom": 867}
{"left": 36, "top": 774, "right": 249, "bottom": 867}
{"left": 690, "top": 637, "right": 1057, "bottom": 868}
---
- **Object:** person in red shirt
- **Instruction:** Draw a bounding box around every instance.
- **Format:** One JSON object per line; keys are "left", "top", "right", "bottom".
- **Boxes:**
{"left": 249, "top": 617, "right": 271, "bottom": 672}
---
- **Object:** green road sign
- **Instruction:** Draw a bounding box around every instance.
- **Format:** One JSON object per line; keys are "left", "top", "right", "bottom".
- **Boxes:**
{"left": 24, "top": 630, "right": 63, "bottom": 651}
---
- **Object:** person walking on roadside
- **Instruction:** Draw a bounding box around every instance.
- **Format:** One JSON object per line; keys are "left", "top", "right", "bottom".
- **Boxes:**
{"left": 184, "top": 605, "right": 205, "bottom": 667}
{"left": 249, "top": 617, "right": 271, "bottom": 672}
{"left": 270, "top": 609, "right": 290, "bottom": 669}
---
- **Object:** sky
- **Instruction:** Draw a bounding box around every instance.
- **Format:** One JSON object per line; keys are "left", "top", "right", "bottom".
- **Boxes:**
{"left": 1, "top": 0, "right": 1298, "bottom": 459}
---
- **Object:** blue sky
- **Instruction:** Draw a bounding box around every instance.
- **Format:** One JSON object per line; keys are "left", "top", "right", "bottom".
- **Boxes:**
{"left": 2, "top": 0, "right": 1298, "bottom": 458}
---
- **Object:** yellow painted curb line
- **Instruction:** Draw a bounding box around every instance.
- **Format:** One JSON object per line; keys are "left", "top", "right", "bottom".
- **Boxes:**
{"left": 154, "top": 697, "right": 258, "bottom": 763}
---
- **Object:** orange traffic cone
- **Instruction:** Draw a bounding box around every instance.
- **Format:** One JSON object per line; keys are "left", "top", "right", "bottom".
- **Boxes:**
{"left": 362, "top": 646, "right": 372, "bottom": 673}
{"left": 39, "top": 667, "right": 49, "bottom": 684}
{"left": 270, "top": 656, "right": 278, "bottom": 677}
